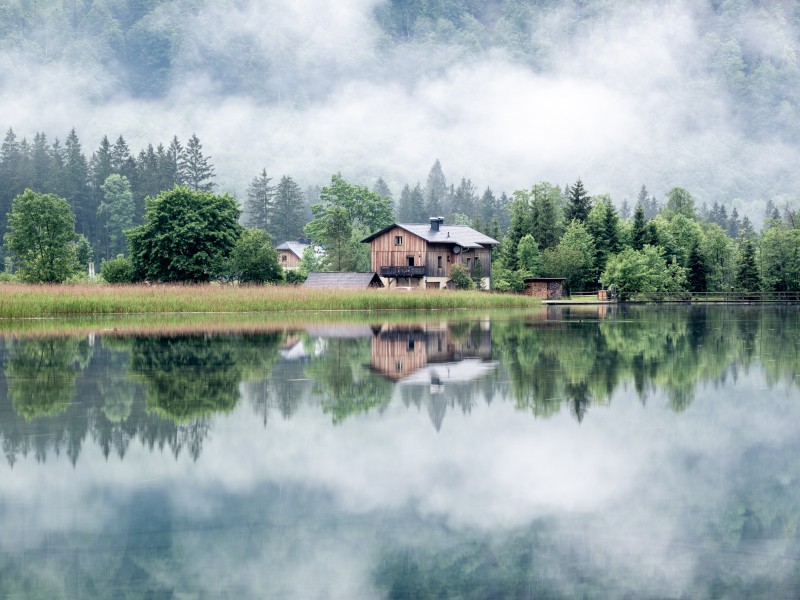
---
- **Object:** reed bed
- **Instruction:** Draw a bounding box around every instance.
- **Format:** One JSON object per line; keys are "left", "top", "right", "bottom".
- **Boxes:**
{"left": 0, "top": 283, "right": 540, "bottom": 318}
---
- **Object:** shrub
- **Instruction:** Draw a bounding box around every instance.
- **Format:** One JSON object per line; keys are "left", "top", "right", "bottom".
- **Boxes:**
{"left": 450, "top": 263, "right": 475, "bottom": 290}
{"left": 101, "top": 255, "right": 135, "bottom": 283}
{"left": 285, "top": 270, "right": 307, "bottom": 285}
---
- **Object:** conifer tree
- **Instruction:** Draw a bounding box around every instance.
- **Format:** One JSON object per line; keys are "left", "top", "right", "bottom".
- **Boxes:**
{"left": 687, "top": 243, "right": 708, "bottom": 293}
{"left": 31, "top": 132, "right": 51, "bottom": 191}
{"left": 424, "top": 159, "right": 447, "bottom": 217}
{"left": 373, "top": 177, "right": 393, "bottom": 203}
{"left": 61, "top": 128, "right": 92, "bottom": 238}
{"left": 271, "top": 175, "right": 305, "bottom": 243}
{"left": 728, "top": 207, "right": 740, "bottom": 238}
{"left": 180, "top": 134, "right": 215, "bottom": 192}
{"left": 565, "top": 178, "right": 591, "bottom": 223}
{"left": 244, "top": 168, "right": 275, "bottom": 232}
{"left": 735, "top": 239, "right": 760, "bottom": 292}
{"left": 632, "top": 203, "right": 646, "bottom": 250}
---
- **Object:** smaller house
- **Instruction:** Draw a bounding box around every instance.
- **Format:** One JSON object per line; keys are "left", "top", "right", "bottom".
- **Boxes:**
{"left": 303, "top": 272, "right": 384, "bottom": 289}
{"left": 276, "top": 241, "right": 310, "bottom": 270}
{"left": 524, "top": 277, "right": 566, "bottom": 300}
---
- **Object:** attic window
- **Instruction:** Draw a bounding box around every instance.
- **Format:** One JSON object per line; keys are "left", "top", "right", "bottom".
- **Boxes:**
{"left": 281, "top": 255, "right": 287, "bottom": 262}
{"left": 395, "top": 235, "right": 403, "bottom": 245}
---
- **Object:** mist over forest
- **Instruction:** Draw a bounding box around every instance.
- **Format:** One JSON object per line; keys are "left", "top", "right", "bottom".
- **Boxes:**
{"left": 1, "top": 0, "right": 799, "bottom": 220}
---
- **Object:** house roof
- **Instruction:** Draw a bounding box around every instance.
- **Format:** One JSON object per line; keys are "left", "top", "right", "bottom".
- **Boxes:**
{"left": 276, "top": 241, "right": 309, "bottom": 258}
{"left": 303, "top": 272, "right": 384, "bottom": 288}
{"left": 361, "top": 223, "right": 500, "bottom": 248}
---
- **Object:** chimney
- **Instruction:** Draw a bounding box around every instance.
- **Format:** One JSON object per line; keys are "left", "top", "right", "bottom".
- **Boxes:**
{"left": 430, "top": 217, "right": 440, "bottom": 232}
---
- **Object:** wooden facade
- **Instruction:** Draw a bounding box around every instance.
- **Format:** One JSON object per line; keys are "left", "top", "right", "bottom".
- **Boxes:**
{"left": 279, "top": 249, "right": 302, "bottom": 269}
{"left": 368, "top": 227, "right": 493, "bottom": 288}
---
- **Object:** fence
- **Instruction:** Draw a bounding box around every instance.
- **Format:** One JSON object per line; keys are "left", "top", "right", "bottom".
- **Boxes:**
{"left": 623, "top": 291, "right": 800, "bottom": 303}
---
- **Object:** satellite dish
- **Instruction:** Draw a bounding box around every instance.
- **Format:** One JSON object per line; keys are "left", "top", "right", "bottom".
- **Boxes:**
{"left": 452, "top": 245, "right": 462, "bottom": 255}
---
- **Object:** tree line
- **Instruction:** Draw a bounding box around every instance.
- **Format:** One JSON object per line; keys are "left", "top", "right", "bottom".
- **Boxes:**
{"left": 2, "top": 125, "right": 798, "bottom": 290}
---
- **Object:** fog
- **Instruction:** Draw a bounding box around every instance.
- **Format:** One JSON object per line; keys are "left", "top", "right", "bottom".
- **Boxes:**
{"left": 2, "top": 0, "right": 798, "bottom": 218}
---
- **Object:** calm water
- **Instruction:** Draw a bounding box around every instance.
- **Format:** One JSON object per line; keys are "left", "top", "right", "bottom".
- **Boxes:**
{"left": 1, "top": 305, "right": 799, "bottom": 599}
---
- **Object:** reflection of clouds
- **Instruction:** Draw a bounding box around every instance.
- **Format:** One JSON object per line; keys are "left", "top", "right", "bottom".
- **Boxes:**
{"left": 1, "top": 369, "right": 799, "bottom": 595}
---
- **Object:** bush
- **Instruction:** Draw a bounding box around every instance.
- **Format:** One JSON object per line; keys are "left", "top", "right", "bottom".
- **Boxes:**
{"left": 101, "top": 255, "right": 135, "bottom": 283}
{"left": 285, "top": 270, "right": 307, "bottom": 285}
{"left": 450, "top": 263, "right": 475, "bottom": 290}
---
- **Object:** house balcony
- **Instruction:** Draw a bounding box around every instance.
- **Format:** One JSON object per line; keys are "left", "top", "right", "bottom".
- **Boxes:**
{"left": 380, "top": 266, "right": 426, "bottom": 278}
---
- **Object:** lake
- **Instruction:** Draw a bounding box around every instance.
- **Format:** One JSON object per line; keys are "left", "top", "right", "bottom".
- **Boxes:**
{"left": 1, "top": 305, "right": 799, "bottom": 599}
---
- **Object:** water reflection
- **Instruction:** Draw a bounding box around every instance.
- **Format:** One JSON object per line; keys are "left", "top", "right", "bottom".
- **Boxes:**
{"left": 1, "top": 307, "right": 800, "bottom": 597}
{"left": 0, "top": 306, "right": 798, "bottom": 465}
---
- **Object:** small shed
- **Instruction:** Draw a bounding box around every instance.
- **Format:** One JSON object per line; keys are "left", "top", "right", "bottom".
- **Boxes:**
{"left": 524, "top": 277, "right": 566, "bottom": 300}
{"left": 303, "top": 272, "right": 385, "bottom": 289}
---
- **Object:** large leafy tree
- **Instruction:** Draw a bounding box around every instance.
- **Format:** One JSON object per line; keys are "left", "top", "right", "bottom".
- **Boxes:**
{"left": 229, "top": 228, "right": 283, "bottom": 284}
{"left": 128, "top": 186, "right": 241, "bottom": 282}
{"left": 4, "top": 189, "right": 77, "bottom": 282}
{"left": 305, "top": 173, "right": 394, "bottom": 246}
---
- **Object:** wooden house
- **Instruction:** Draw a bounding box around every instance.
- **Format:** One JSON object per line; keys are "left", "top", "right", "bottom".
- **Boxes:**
{"left": 276, "top": 241, "right": 309, "bottom": 270}
{"left": 361, "top": 218, "right": 500, "bottom": 289}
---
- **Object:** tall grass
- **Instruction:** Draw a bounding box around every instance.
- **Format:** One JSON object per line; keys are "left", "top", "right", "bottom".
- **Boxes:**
{"left": 0, "top": 283, "right": 540, "bottom": 318}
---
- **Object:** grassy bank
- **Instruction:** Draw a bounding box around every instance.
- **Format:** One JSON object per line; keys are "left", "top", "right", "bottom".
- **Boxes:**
{"left": 0, "top": 283, "right": 540, "bottom": 318}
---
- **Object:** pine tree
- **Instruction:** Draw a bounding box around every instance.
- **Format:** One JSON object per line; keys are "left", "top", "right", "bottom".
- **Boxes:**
{"left": 478, "top": 187, "right": 496, "bottom": 226}
{"left": 373, "top": 177, "right": 393, "bottom": 203}
{"left": 162, "top": 136, "right": 184, "bottom": 188}
{"left": 452, "top": 178, "right": 477, "bottom": 219}
{"left": 619, "top": 198, "right": 631, "bottom": 220}
{"left": 31, "top": 132, "right": 51, "bottom": 191}
{"left": 735, "top": 239, "right": 760, "bottom": 292}
{"left": 180, "top": 134, "right": 215, "bottom": 192}
{"left": 396, "top": 184, "right": 413, "bottom": 222}
{"left": 424, "top": 159, "right": 447, "bottom": 217}
{"left": 565, "top": 178, "right": 591, "bottom": 223}
{"left": 244, "top": 168, "right": 275, "bottom": 232}
{"left": 271, "top": 175, "right": 305, "bottom": 242}
{"left": 728, "top": 207, "right": 740, "bottom": 238}
{"left": 0, "top": 128, "right": 21, "bottom": 233}
{"left": 687, "top": 243, "right": 708, "bottom": 293}
{"left": 61, "top": 128, "right": 92, "bottom": 238}
{"left": 632, "top": 203, "right": 646, "bottom": 250}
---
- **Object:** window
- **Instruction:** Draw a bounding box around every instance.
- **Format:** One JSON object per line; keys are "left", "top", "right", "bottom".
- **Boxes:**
{"left": 395, "top": 235, "right": 403, "bottom": 245}
{"left": 281, "top": 255, "right": 287, "bottom": 262}
{"left": 437, "top": 256, "right": 442, "bottom": 268}
{"left": 407, "top": 339, "right": 415, "bottom": 351}
{"left": 407, "top": 256, "right": 414, "bottom": 266}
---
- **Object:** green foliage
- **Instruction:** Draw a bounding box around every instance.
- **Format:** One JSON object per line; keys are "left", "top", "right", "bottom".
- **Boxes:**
{"left": 229, "top": 228, "right": 283, "bottom": 284}
{"left": 128, "top": 186, "right": 241, "bottom": 282}
{"left": 664, "top": 187, "right": 696, "bottom": 220}
{"left": 73, "top": 233, "right": 93, "bottom": 274}
{"left": 544, "top": 219, "right": 596, "bottom": 291}
{"left": 450, "top": 262, "right": 475, "bottom": 290}
{"left": 687, "top": 243, "right": 708, "bottom": 293}
{"left": 601, "top": 246, "right": 687, "bottom": 300}
{"left": 565, "top": 178, "right": 592, "bottom": 223}
{"left": 515, "top": 233, "right": 541, "bottom": 276}
{"left": 471, "top": 257, "right": 484, "bottom": 289}
{"left": 298, "top": 245, "right": 323, "bottom": 276}
{"left": 735, "top": 239, "right": 761, "bottom": 292}
{"left": 98, "top": 173, "right": 135, "bottom": 258}
{"left": 759, "top": 224, "right": 800, "bottom": 291}
{"left": 4, "top": 189, "right": 77, "bottom": 283}
{"left": 285, "top": 269, "right": 307, "bottom": 284}
{"left": 100, "top": 255, "right": 135, "bottom": 284}
{"left": 586, "top": 199, "right": 620, "bottom": 276}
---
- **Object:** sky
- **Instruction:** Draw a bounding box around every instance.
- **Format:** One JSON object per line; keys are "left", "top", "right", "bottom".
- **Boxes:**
{"left": 2, "top": 0, "right": 798, "bottom": 219}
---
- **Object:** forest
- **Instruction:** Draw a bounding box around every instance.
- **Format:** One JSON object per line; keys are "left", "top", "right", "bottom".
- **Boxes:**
{"left": 1, "top": 123, "right": 799, "bottom": 296}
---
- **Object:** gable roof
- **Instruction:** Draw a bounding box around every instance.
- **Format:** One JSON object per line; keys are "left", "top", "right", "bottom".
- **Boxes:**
{"left": 362, "top": 223, "right": 499, "bottom": 248}
{"left": 303, "top": 272, "right": 384, "bottom": 288}
{"left": 276, "top": 241, "right": 309, "bottom": 258}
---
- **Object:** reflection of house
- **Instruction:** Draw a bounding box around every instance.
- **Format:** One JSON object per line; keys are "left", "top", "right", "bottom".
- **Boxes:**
{"left": 361, "top": 217, "right": 500, "bottom": 290}
{"left": 303, "top": 272, "right": 384, "bottom": 288}
{"left": 370, "top": 323, "right": 494, "bottom": 384}
{"left": 276, "top": 241, "right": 309, "bottom": 270}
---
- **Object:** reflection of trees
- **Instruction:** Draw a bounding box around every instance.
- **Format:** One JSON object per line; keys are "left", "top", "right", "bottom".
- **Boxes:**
{"left": 5, "top": 337, "right": 92, "bottom": 420}
{"left": 494, "top": 306, "right": 767, "bottom": 421}
{"left": 130, "top": 336, "right": 243, "bottom": 421}
{"left": 305, "top": 338, "right": 393, "bottom": 424}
